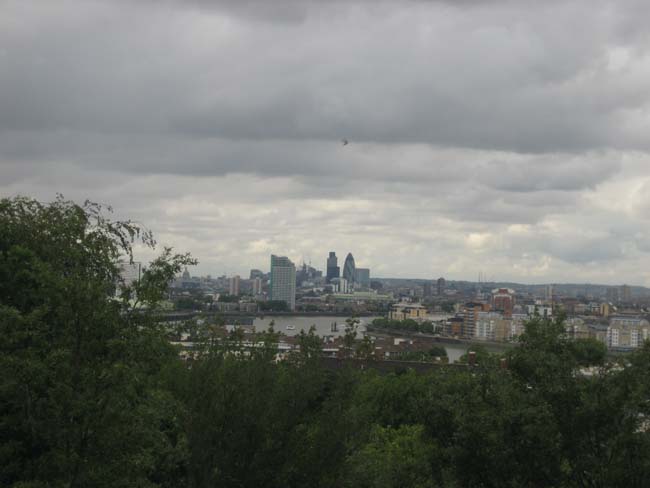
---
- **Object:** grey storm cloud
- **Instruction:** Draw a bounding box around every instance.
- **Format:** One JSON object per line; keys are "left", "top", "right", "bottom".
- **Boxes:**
{"left": 3, "top": 0, "right": 650, "bottom": 283}
{"left": 2, "top": 0, "right": 650, "bottom": 153}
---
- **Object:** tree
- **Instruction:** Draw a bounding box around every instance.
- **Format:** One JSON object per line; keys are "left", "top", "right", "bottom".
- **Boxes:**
{"left": 567, "top": 337, "right": 607, "bottom": 367}
{"left": 291, "top": 325, "right": 323, "bottom": 365}
{"left": 457, "top": 344, "right": 500, "bottom": 366}
{"left": 343, "top": 316, "right": 360, "bottom": 358}
{"left": 345, "top": 425, "right": 437, "bottom": 488}
{"left": 0, "top": 196, "right": 194, "bottom": 487}
{"left": 217, "top": 293, "right": 239, "bottom": 303}
{"left": 356, "top": 335, "right": 375, "bottom": 360}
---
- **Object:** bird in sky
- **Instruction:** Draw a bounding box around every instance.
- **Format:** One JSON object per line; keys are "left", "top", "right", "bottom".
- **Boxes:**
{"left": 342, "top": 139, "right": 349, "bottom": 146}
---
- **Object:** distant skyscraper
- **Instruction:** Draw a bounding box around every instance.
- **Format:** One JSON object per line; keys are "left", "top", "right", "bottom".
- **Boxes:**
{"left": 355, "top": 268, "right": 370, "bottom": 288}
{"left": 252, "top": 277, "right": 263, "bottom": 296}
{"left": 270, "top": 255, "right": 296, "bottom": 310}
{"left": 343, "top": 253, "right": 356, "bottom": 285}
{"left": 326, "top": 252, "right": 339, "bottom": 283}
{"left": 297, "top": 262, "right": 323, "bottom": 286}
{"left": 437, "top": 277, "right": 446, "bottom": 296}
{"left": 229, "top": 275, "right": 240, "bottom": 296}
{"left": 249, "top": 269, "right": 264, "bottom": 280}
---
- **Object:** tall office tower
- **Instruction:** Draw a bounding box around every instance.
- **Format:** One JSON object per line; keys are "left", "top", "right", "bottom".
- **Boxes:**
{"left": 326, "top": 252, "right": 340, "bottom": 283}
{"left": 270, "top": 255, "right": 296, "bottom": 310}
{"left": 343, "top": 253, "right": 356, "bottom": 284}
{"left": 355, "top": 268, "right": 370, "bottom": 288}
{"left": 491, "top": 288, "right": 515, "bottom": 317}
{"left": 437, "top": 277, "right": 446, "bottom": 296}
{"left": 229, "top": 275, "right": 240, "bottom": 296}
{"left": 252, "top": 277, "right": 263, "bottom": 296}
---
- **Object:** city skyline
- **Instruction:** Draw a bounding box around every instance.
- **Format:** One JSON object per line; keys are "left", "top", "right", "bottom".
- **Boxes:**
{"left": 4, "top": 1, "right": 650, "bottom": 285}
{"left": 192, "top": 261, "right": 644, "bottom": 291}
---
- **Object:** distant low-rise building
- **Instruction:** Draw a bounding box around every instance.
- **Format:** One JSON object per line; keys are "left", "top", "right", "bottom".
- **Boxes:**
{"left": 239, "top": 302, "right": 258, "bottom": 313}
{"left": 566, "top": 317, "right": 590, "bottom": 340}
{"left": 331, "top": 277, "right": 349, "bottom": 294}
{"left": 475, "top": 312, "right": 502, "bottom": 341}
{"left": 510, "top": 313, "right": 528, "bottom": 339}
{"left": 389, "top": 302, "right": 429, "bottom": 321}
{"left": 527, "top": 302, "right": 553, "bottom": 318}
{"left": 600, "top": 302, "right": 610, "bottom": 317}
{"left": 607, "top": 316, "right": 650, "bottom": 349}
{"left": 445, "top": 317, "right": 464, "bottom": 337}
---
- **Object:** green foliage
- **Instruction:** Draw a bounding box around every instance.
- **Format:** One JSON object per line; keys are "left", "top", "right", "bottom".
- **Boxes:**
{"left": 567, "top": 337, "right": 607, "bottom": 367}
{"left": 397, "top": 347, "right": 448, "bottom": 363}
{"left": 371, "top": 317, "right": 438, "bottom": 334}
{"left": 345, "top": 425, "right": 437, "bottom": 488}
{"left": 457, "top": 344, "right": 501, "bottom": 366}
{"left": 290, "top": 326, "right": 323, "bottom": 365}
{"left": 174, "top": 296, "right": 203, "bottom": 310}
{"left": 217, "top": 293, "right": 239, "bottom": 303}
{"left": 5, "top": 196, "right": 650, "bottom": 487}
{"left": 0, "top": 196, "right": 194, "bottom": 487}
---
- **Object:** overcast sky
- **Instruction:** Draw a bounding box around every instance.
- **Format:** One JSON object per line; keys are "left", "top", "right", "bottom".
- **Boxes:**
{"left": 3, "top": 0, "right": 650, "bottom": 284}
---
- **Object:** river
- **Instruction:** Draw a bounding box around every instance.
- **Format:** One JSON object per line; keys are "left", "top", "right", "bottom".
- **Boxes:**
{"left": 251, "top": 315, "right": 511, "bottom": 363}
{"left": 252, "top": 315, "right": 377, "bottom": 338}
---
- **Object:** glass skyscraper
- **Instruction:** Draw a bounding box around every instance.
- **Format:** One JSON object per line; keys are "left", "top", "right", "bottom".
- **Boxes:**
{"left": 342, "top": 252, "right": 356, "bottom": 285}
{"left": 326, "top": 251, "right": 339, "bottom": 283}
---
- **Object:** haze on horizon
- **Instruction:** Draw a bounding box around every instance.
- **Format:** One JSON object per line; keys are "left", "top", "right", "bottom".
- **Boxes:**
{"left": 2, "top": 0, "right": 650, "bottom": 285}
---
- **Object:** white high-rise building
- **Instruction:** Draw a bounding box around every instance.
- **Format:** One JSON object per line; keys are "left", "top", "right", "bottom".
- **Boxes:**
{"left": 252, "top": 277, "right": 263, "bottom": 296}
{"left": 229, "top": 275, "right": 240, "bottom": 296}
{"left": 270, "top": 255, "right": 296, "bottom": 310}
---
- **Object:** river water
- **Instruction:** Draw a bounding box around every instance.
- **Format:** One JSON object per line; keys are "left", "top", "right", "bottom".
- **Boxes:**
{"left": 250, "top": 315, "right": 511, "bottom": 363}
{"left": 252, "top": 315, "right": 375, "bottom": 338}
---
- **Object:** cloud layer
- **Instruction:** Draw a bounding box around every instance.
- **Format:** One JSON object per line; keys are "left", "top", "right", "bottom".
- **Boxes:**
{"left": 2, "top": 0, "right": 650, "bottom": 284}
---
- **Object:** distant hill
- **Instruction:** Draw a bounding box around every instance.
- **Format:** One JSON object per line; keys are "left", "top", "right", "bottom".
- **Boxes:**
{"left": 374, "top": 278, "right": 650, "bottom": 298}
